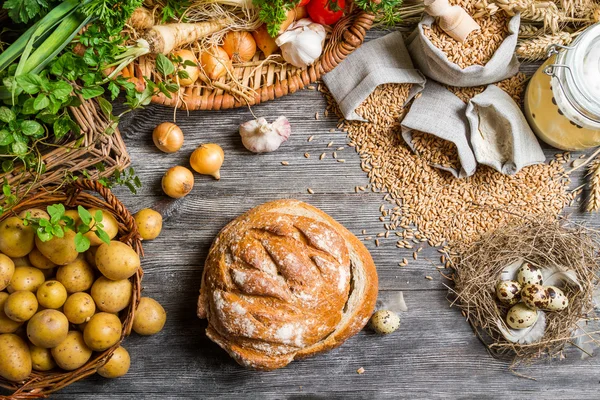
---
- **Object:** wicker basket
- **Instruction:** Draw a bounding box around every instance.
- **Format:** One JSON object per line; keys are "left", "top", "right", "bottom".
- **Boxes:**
{"left": 0, "top": 179, "right": 143, "bottom": 400}
{"left": 135, "top": 4, "right": 374, "bottom": 110}
{"left": 0, "top": 95, "right": 130, "bottom": 204}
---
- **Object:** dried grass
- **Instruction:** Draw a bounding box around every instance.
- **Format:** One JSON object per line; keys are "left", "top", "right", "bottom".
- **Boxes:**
{"left": 449, "top": 218, "right": 600, "bottom": 365}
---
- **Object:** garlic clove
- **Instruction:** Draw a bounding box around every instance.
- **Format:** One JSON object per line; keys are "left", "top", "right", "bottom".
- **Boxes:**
{"left": 239, "top": 116, "right": 291, "bottom": 153}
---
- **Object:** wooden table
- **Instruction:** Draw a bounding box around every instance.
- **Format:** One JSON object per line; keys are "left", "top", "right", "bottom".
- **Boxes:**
{"left": 56, "top": 32, "right": 599, "bottom": 399}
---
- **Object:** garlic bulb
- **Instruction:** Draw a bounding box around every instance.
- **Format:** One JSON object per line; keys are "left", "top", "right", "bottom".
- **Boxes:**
{"left": 275, "top": 19, "right": 326, "bottom": 68}
{"left": 239, "top": 116, "right": 291, "bottom": 153}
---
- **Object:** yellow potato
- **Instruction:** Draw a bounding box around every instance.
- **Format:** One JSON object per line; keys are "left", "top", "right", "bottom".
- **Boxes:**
{"left": 37, "top": 280, "right": 68, "bottom": 309}
{"left": 0, "top": 292, "right": 23, "bottom": 333}
{"left": 84, "top": 209, "right": 119, "bottom": 247}
{"left": 63, "top": 292, "right": 96, "bottom": 324}
{"left": 134, "top": 209, "right": 163, "bottom": 240}
{"left": 96, "top": 241, "right": 140, "bottom": 281}
{"left": 0, "top": 333, "right": 32, "bottom": 382}
{"left": 4, "top": 290, "right": 38, "bottom": 322}
{"left": 10, "top": 256, "right": 31, "bottom": 266}
{"left": 0, "top": 216, "right": 35, "bottom": 258}
{"left": 35, "top": 229, "right": 78, "bottom": 266}
{"left": 27, "top": 309, "right": 69, "bottom": 348}
{"left": 56, "top": 258, "right": 95, "bottom": 293}
{"left": 98, "top": 346, "right": 130, "bottom": 378}
{"left": 91, "top": 277, "right": 132, "bottom": 313}
{"left": 29, "top": 344, "right": 56, "bottom": 371}
{"left": 18, "top": 208, "right": 50, "bottom": 220}
{"left": 132, "top": 297, "right": 166, "bottom": 336}
{"left": 40, "top": 267, "right": 55, "bottom": 280}
{"left": 51, "top": 331, "right": 92, "bottom": 370}
{"left": 7, "top": 266, "right": 45, "bottom": 293}
{"left": 85, "top": 246, "right": 99, "bottom": 268}
{"left": 28, "top": 247, "right": 56, "bottom": 270}
{"left": 0, "top": 253, "right": 15, "bottom": 291}
{"left": 83, "top": 312, "right": 122, "bottom": 351}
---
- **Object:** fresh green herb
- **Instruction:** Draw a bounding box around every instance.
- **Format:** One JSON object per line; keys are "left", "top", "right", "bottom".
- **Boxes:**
{"left": 353, "top": 0, "right": 404, "bottom": 25}
{"left": 159, "top": 0, "right": 190, "bottom": 23}
{"left": 3, "top": 0, "right": 59, "bottom": 24}
{"left": 252, "top": 0, "right": 300, "bottom": 37}
{"left": 21, "top": 203, "right": 111, "bottom": 252}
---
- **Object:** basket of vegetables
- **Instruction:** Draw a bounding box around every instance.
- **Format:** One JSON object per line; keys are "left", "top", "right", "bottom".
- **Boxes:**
{"left": 123, "top": 0, "right": 398, "bottom": 110}
{"left": 0, "top": 179, "right": 164, "bottom": 399}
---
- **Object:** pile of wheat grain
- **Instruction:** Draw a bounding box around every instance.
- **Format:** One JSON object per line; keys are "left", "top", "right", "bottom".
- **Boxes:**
{"left": 324, "top": 81, "right": 572, "bottom": 246}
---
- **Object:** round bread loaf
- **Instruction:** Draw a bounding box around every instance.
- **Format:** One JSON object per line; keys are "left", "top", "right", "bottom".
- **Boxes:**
{"left": 197, "top": 200, "right": 378, "bottom": 370}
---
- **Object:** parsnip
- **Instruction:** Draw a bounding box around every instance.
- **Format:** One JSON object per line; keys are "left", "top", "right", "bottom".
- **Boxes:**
{"left": 144, "top": 20, "right": 229, "bottom": 54}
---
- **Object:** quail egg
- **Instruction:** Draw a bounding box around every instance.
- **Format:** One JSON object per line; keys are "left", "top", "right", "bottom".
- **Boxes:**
{"left": 495, "top": 280, "right": 521, "bottom": 306}
{"left": 521, "top": 284, "right": 550, "bottom": 310}
{"left": 506, "top": 303, "right": 538, "bottom": 329}
{"left": 545, "top": 286, "right": 569, "bottom": 311}
{"left": 516, "top": 262, "right": 544, "bottom": 286}
{"left": 369, "top": 310, "right": 400, "bottom": 334}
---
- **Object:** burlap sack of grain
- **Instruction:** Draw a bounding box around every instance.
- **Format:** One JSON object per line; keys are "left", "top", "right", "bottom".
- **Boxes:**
{"left": 323, "top": 31, "right": 426, "bottom": 121}
{"left": 401, "top": 81, "right": 477, "bottom": 178}
{"left": 407, "top": 14, "right": 520, "bottom": 87}
{"left": 466, "top": 85, "right": 545, "bottom": 174}
{"left": 402, "top": 81, "right": 546, "bottom": 177}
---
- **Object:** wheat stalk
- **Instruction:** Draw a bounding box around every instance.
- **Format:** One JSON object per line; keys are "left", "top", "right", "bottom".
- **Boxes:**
{"left": 586, "top": 158, "right": 600, "bottom": 212}
{"left": 516, "top": 31, "right": 573, "bottom": 61}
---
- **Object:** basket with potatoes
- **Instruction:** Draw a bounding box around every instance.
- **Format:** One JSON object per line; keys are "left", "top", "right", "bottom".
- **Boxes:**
{"left": 449, "top": 218, "right": 600, "bottom": 367}
{"left": 0, "top": 180, "right": 166, "bottom": 399}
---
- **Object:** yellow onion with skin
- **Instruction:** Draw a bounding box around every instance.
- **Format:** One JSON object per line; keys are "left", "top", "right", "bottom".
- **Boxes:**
{"left": 162, "top": 166, "right": 194, "bottom": 198}
{"left": 153, "top": 122, "right": 184, "bottom": 153}
{"left": 171, "top": 49, "right": 200, "bottom": 86}
{"left": 200, "top": 46, "right": 231, "bottom": 80}
{"left": 222, "top": 31, "right": 257, "bottom": 63}
{"left": 190, "top": 144, "right": 224, "bottom": 180}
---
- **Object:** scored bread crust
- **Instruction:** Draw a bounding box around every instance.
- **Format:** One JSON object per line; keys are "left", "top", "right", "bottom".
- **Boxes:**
{"left": 197, "top": 199, "right": 378, "bottom": 370}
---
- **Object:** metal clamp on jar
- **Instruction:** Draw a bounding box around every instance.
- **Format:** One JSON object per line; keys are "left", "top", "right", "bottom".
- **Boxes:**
{"left": 525, "top": 23, "right": 600, "bottom": 151}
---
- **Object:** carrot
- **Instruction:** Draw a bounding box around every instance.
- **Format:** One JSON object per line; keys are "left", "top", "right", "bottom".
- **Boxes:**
{"left": 252, "top": 24, "right": 278, "bottom": 57}
{"left": 143, "top": 20, "right": 229, "bottom": 55}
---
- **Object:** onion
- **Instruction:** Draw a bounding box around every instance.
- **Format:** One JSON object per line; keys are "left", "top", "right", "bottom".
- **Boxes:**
{"left": 153, "top": 122, "right": 184, "bottom": 153}
{"left": 171, "top": 49, "right": 200, "bottom": 86}
{"left": 200, "top": 46, "right": 232, "bottom": 81}
{"left": 162, "top": 166, "right": 194, "bottom": 198}
{"left": 222, "top": 31, "right": 257, "bottom": 63}
{"left": 190, "top": 143, "right": 224, "bottom": 180}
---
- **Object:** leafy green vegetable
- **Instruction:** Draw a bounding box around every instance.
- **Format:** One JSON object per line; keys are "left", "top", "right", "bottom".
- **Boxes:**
{"left": 3, "top": 0, "right": 57, "bottom": 24}
{"left": 252, "top": 0, "right": 300, "bottom": 37}
{"left": 159, "top": 0, "right": 190, "bottom": 23}
{"left": 353, "top": 0, "right": 404, "bottom": 25}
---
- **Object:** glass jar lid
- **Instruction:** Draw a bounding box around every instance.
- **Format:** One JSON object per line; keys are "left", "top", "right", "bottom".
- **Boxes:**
{"left": 546, "top": 23, "right": 600, "bottom": 125}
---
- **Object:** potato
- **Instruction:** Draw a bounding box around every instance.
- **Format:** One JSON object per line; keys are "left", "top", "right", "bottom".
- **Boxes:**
{"left": 29, "top": 344, "right": 56, "bottom": 371}
{"left": 134, "top": 209, "right": 162, "bottom": 240}
{"left": 85, "top": 246, "right": 99, "bottom": 268}
{"left": 40, "top": 267, "right": 56, "bottom": 280}
{"left": 98, "top": 346, "right": 130, "bottom": 378}
{"left": 0, "top": 333, "right": 32, "bottom": 382}
{"left": 56, "top": 258, "right": 95, "bottom": 293}
{"left": 63, "top": 209, "right": 81, "bottom": 227}
{"left": 83, "top": 312, "right": 122, "bottom": 351}
{"left": 96, "top": 241, "right": 140, "bottom": 281}
{"left": 4, "top": 291, "right": 38, "bottom": 322}
{"left": 91, "top": 277, "right": 132, "bottom": 313}
{"left": 10, "top": 256, "right": 31, "bottom": 267}
{"left": 27, "top": 309, "right": 69, "bottom": 348}
{"left": 0, "top": 216, "right": 35, "bottom": 258}
{"left": 63, "top": 292, "right": 96, "bottom": 324}
{"left": 132, "top": 297, "right": 166, "bottom": 336}
{"left": 37, "top": 280, "right": 68, "bottom": 309}
{"left": 18, "top": 208, "right": 50, "bottom": 220}
{"left": 0, "top": 253, "right": 15, "bottom": 291}
{"left": 0, "top": 292, "right": 23, "bottom": 333}
{"left": 7, "top": 266, "right": 45, "bottom": 293}
{"left": 51, "top": 331, "right": 92, "bottom": 371}
{"left": 84, "top": 209, "right": 119, "bottom": 247}
{"left": 28, "top": 247, "right": 56, "bottom": 270}
{"left": 35, "top": 229, "right": 78, "bottom": 266}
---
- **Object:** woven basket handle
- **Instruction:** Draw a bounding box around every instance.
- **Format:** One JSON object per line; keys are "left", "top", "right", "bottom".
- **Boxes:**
{"left": 67, "top": 179, "right": 143, "bottom": 256}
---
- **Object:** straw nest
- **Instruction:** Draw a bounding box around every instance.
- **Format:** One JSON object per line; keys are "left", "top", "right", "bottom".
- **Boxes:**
{"left": 449, "top": 218, "right": 600, "bottom": 367}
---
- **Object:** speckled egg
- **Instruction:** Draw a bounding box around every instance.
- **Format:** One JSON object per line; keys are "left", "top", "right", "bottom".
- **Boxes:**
{"left": 506, "top": 303, "right": 538, "bottom": 329}
{"left": 521, "top": 284, "right": 550, "bottom": 310}
{"left": 516, "top": 262, "right": 544, "bottom": 286}
{"left": 495, "top": 280, "right": 522, "bottom": 305}
{"left": 369, "top": 310, "right": 400, "bottom": 334}
{"left": 545, "top": 286, "right": 569, "bottom": 311}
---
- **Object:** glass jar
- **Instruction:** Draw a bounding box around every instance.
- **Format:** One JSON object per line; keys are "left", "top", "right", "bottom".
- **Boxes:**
{"left": 524, "top": 23, "right": 600, "bottom": 151}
